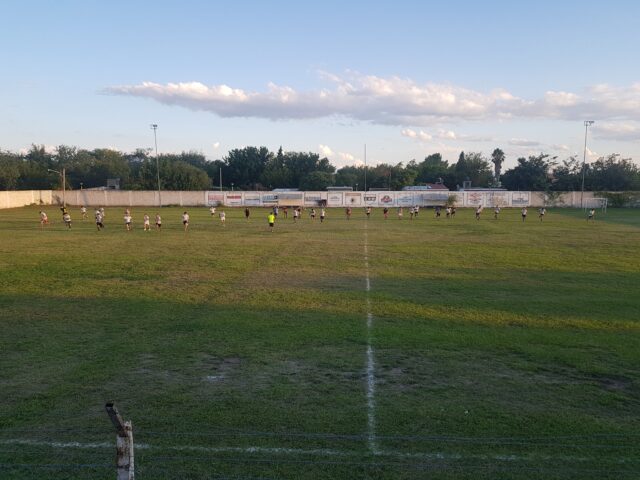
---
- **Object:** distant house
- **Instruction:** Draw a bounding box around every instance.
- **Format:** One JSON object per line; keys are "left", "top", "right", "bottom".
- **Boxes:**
{"left": 107, "top": 178, "right": 120, "bottom": 190}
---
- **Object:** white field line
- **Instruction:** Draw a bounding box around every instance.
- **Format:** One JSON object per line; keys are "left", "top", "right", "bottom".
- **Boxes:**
{"left": 363, "top": 223, "right": 378, "bottom": 455}
{"left": 1, "top": 438, "right": 607, "bottom": 463}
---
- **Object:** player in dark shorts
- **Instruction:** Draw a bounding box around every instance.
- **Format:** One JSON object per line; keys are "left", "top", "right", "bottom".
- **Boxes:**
{"left": 245, "top": 207, "right": 250, "bottom": 220}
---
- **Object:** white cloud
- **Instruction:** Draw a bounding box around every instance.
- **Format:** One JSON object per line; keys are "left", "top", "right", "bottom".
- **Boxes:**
{"left": 105, "top": 73, "right": 640, "bottom": 127}
{"left": 318, "top": 144, "right": 333, "bottom": 156}
{"left": 509, "top": 138, "right": 542, "bottom": 147}
{"left": 212, "top": 142, "right": 220, "bottom": 150}
{"left": 436, "top": 129, "right": 457, "bottom": 140}
{"left": 593, "top": 122, "right": 640, "bottom": 142}
{"left": 401, "top": 128, "right": 432, "bottom": 141}
{"left": 339, "top": 152, "right": 355, "bottom": 162}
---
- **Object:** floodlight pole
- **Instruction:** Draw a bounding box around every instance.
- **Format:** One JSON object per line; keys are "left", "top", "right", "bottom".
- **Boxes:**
{"left": 580, "top": 120, "right": 594, "bottom": 209}
{"left": 151, "top": 124, "right": 161, "bottom": 207}
{"left": 364, "top": 144, "right": 367, "bottom": 192}
{"left": 48, "top": 168, "right": 66, "bottom": 207}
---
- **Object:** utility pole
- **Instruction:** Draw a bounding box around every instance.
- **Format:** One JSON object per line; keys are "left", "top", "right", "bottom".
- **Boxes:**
{"left": 47, "top": 168, "right": 66, "bottom": 207}
{"left": 580, "top": 120, "right": 595, "bottom": 209}
{"left": 151, "top": 124, "right": 161, "bottom": 207}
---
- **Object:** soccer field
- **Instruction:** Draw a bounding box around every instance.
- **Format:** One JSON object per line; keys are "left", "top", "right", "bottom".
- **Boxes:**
{"left": 1, "top": 206, "right": 639, "bottom": 479}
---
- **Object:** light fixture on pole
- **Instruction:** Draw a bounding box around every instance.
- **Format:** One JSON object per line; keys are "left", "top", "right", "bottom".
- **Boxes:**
{"left": 48, "top": 168, "right": 66, "bottom": 207}
{"left": 580, "top": 120, "right": 595, "bottom": 209}
{"left": 150, "top": 124, "right": 161, "bottom": 207}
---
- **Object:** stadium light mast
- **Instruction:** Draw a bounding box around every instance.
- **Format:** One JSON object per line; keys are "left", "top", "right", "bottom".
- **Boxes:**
{"left": 47, "top": 168, "right": 66, "bottom": 207}
{"left": 151, "top": 124, "right": 161, "bottom": 206}
{"left": 580, "top": 120, "right": 595, "bottom": 209}
{"left": 364, "top": 144, "right": 367, "bottom": 192}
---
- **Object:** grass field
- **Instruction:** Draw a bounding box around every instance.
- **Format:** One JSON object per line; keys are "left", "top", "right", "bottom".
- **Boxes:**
{"left": 1, "top": 205, "right": 639, "bottom": 479}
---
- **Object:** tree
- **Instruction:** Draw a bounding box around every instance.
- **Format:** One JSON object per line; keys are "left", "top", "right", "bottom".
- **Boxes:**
{"left": 224, "top": 147, "right": 273, "bottom": 189}
{"left": 451, "top": 152, "right": 492, "bottom": 188}
{"left": 501, "top": 154, "right": 555, "bottom": 191}
{"left": 261, "top": 146, "right": 292, "bottom": 188}
{"left": 284, "top": 151, "right": 335, "bottom": 188}
{"left": 162, "top": 161, "right": 211, "bottom": 190}
{"left": 299, "top": 171, "right": 335, "bottom": 191}
{"left": 415, "top": 153, "right": 449, "bottom": 184}
{"left": 491, "top": 148, "right": 505, "bottom": 182}
{"left": 551, "top": 156, "right": 581, "bottom": 191}
{"left": 588, "top": 154, "right": 640, "bottom": 191}
{"left": 0, "top": 151, "right": 21, "bottom": 189}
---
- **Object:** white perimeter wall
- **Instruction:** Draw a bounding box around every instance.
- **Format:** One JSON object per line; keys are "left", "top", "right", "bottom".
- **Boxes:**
{"left": 0, "top": 190, "right": 52, "bottom": 209}
{"left": 0, "top": 190, "right": 606, "bottom": 209}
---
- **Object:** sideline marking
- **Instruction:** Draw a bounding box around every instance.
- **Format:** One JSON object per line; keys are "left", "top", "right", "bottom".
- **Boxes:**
{"left": 363, "top": 223, "right": 378, "bottom": 454}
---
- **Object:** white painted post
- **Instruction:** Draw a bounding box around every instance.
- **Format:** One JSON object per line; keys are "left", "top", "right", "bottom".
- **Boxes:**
{"left": 105, "top": 403, "right": 134, "bottom": 480}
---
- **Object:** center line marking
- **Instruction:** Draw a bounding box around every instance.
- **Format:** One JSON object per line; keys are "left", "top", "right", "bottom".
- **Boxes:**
{"left": 364, "top": 223, "right": 378, "bottom": 454}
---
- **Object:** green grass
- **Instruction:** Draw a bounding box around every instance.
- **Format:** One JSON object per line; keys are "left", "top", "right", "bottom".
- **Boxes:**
{"left": 0, "top": 205, "right": 639, "bottom": 479}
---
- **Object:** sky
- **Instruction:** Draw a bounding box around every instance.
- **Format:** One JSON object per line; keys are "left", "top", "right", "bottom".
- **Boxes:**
{"left": 1, "top": 0, "right": 639, "bottom": 170}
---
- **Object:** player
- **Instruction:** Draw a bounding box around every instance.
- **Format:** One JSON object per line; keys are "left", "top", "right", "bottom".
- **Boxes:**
{"left": 293, "top": 208, "right": 299, "bottom": 223}
{"left": 95, "top": 211, "right": 104, "bottom": 230}
{"left": 310, "top": 208, "right": 316, "bottom": 221}
{"left": 414, "top": 205, "right": 420, "bottom": 217}
{"left": 538, "top": 207, "right": 546, "bottom": 221}
{"left": 182, "top": 211, "right": 190, "bottom": 231}
{"left": 245, "top": 207, "right": 250, "bottom": 220}
{"left": 124, "top": 210, "right": 132, "bottom": 231}
{"left": 155, "top": 213, "right": 162, "bottom": 230}
{"left": 283, "top": 206, "right": 289, "bottom": 219}
{"left": 273, "top": 206, "right": 279, "bottom": 217}
{"left": 143, "top": 214, "right": 150, "bottom": 231}
{"left": 446, "top": 206, "right": 452, "bottom": 219}
{"left": 366, "top": 206, "right": 372, "bottom": 219}
{"left": 397, "top": 207, "right": 403, "bottom": 219}
{"left": 219, "top": 210, "right": 226, "bottom": 226}
{"left": 39, "top": 211, "right": 49, "bottom": 229}
{"left": 435, "top": 205, "right": 441, "bottom": 219}
{"left": 320, "top": 208, "right": 326, "bottom": 223}
{"left": 587, "top": 209, "right": 595, "bottom": 221}
{"left": 383, "top": 207, "right": 389, "bottom": 219}
{"left": 209, "top": 206, "right": 216, "bottom": 216}
{"left": 451, "top": 206, "right": 456, "bottom": 218}
{"left": 346, "top": 207, "right": 352, "bottom": 220}
{"left": 494, "top": 206, "right": 501, "bottom": 220}
{"left": 267, "top": 211, "right": 276, "bottom": 232}
{"left": 80, "top": 205, "right": 87, "bottom": 221}
{"left": 62, "top": 211, "right": 72, "bottom": 229}
{"left": 521, "top": 207, "right": 528, "bottom": 222}
{"left": 475, "top": 205, "right": 482, "bottom": 220}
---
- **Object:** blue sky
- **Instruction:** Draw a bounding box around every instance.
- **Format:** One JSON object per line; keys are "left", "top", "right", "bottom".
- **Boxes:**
{"left": 1, "top": 0, "right": 639, "bottom": 169}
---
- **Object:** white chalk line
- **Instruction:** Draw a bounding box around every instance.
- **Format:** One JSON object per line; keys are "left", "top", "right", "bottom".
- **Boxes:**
{"left": 2, "top": 439, "right": 615, "bottom": 464}
{"left": 363, "top": 223, "right": 378, "bottom": 455}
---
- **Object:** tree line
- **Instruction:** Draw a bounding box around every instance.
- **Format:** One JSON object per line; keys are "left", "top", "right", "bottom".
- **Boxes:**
{"left": 0, "top": 144, "right": 638, "bottom": 192}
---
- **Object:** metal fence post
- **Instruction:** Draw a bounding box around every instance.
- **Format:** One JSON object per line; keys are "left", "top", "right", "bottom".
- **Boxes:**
{"left": 105, "top": 402, "right": 134, "bottom": 480}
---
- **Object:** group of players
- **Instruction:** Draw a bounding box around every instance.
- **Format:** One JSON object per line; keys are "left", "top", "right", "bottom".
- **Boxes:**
{"left": 37, "top": 204, "right": 597, "bottom": 231}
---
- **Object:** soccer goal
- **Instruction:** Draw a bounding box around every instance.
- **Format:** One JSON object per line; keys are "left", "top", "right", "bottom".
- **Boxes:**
{"left": 584, "top": 197, "right": 608, "bottom": 213}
